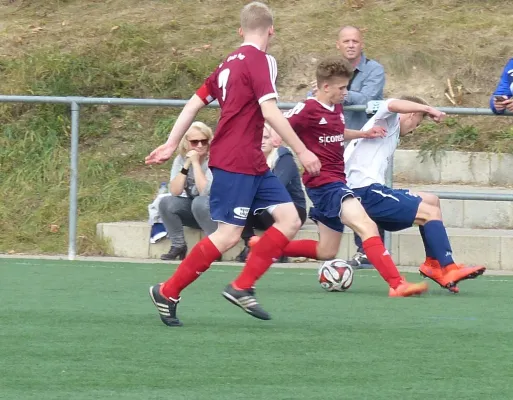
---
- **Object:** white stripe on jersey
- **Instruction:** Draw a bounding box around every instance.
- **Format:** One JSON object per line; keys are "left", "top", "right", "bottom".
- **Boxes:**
{"left": 265, "top": 54, "right": 278, "bottom": 93}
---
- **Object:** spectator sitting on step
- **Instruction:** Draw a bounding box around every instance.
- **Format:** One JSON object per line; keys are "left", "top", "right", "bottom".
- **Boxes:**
{"left": 235, "top": 123, "right": 307, "bottom": 262}
{"left": 159, "top": 121, "right": 217, "bottom": 260}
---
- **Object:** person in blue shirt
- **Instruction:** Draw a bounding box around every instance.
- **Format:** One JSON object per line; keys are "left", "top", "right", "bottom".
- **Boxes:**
{"left": 309, "top": 26, "right": 385, "bottom": 130}
{"left": 490, "top": 58, "right": 513, "bottom": 114}
{"left": 335, "top": 26, "right": 385, "bottom": 129}
{"left": 235, "top": 124, "right": 307, "bottom": 262}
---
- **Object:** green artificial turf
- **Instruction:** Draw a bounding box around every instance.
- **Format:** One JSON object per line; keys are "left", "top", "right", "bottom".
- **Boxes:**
{"left": 1, "top": 258, "right": 512, "bottom": 400}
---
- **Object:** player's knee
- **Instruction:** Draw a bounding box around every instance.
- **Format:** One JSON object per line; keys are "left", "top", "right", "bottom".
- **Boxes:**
{"left": 422, "top": 192, "right": 440, "bottom": 208}
{"left": 348, "top": 214, "right": 378, "bottom": 239}
{"left": 225, "top": 235, "right": 241, "bottom": 249}
{"left": 275, "top": 216, "right": 301, "bottom": 239}
{"left": 211, "top": 230, "right": 240, "bottom": 250}
{"left": 289, "top": 214, "right": 302, "bottom": 233}
{"left": 273, "top": 205, "right": 302, "bottom": 235}
{"left": 433, "top": 195, "right": 441, "bottom": 208}
{"left": 422, "top": 203, "right": 442, "bottom": 221}
{"left": 317, "top": 247, "right": 338, "bottom": 260}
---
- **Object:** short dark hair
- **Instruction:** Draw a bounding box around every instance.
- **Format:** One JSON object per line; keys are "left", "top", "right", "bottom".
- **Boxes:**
{"left": 316, "top": 57, "right": 354, "bottom": 86}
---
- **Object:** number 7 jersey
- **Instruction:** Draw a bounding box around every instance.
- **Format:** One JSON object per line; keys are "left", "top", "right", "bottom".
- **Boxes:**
{"left": 195, "top": 43, "right": 278, "bottom": 175}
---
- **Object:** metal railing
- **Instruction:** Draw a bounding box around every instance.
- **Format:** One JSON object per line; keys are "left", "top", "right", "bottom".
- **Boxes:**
{"left": 0, "top": 95, "right": 512, "bottom": 259}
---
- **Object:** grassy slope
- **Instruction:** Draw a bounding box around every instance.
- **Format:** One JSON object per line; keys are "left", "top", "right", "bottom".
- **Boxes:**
{"left": 0, "top": 0, "right": 512, "bottom": 254}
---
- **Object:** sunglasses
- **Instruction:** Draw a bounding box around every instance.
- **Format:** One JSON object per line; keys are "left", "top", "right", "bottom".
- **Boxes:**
{"left": 188, "top": 139, "right": 209, "bottom": 147}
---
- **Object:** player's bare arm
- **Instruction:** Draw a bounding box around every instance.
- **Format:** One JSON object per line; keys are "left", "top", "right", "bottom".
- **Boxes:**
{"left": 387, "top": 99, "right": 446, "bottom": 122}
{"left": 145, "top": 94, "right": 206, "bottom": 165}
{"left": 260, "top": 99, "right": 321, "bottom": 176}
{"left": 345, "top": 126, "right": 386, "bottom": 140}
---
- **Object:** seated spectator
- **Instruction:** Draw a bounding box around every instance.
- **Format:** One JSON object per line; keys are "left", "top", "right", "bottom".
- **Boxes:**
{"left": 235, "top": 123, "right": 307, "bottom": 262}
{"left": 490, "top": 58, "right": 513, "bottom": 114}
{"left": 159, "top": 121, "right": 217, "bottom": 260}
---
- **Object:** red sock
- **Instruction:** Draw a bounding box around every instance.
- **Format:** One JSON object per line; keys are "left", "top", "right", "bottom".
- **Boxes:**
{"left": 362, "top": 236, "right": 402, "bottom": 289}
{"left": 282, "top": 240, "right": 318, "bottom": 259}
{"left": 161, "top": 237, "right": 221, "bottom": 299}
{"left": 233, "top": 226, "right": 289, "bottom": 290}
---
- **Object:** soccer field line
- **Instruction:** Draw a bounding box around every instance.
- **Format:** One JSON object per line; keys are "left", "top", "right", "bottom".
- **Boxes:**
{"left": 3, "top": 254, "right": 513, "bottom": 275}
{"left": 5, "top": 260, "right": 320, "bottom": 276}
{"left": 3, "top": 260, "right": 513, "bottom": 282}
{"left": 2, "top": 260, "right": 370, "bottom": 278}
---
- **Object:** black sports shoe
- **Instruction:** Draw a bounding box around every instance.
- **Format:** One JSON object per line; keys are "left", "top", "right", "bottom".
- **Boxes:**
{"left": 149, "top": 284, "right": 183, "bottom": 327}
{"left": 348, "top": 251, "right": 372, "bottom": 269}
{"left": 222, "top": 284, "right": 270, "bottom": 320}
{"left": 235, "top": 246, "right": 250, "bottom": 262}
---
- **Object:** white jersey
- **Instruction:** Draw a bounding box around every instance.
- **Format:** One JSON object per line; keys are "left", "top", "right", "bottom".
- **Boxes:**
{"left": 345, "top": 99, "right": 400, "bottom": 188}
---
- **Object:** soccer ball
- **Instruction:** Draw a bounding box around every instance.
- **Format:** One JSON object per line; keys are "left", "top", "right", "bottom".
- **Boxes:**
{"left": 318, "top": 259, "right": 354, "bottom": 292}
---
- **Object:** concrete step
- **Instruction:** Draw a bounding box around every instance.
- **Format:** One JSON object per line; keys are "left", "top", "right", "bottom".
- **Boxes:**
{"left": 395, "top": 183, "right": 513, "bottom": 229}
{"left": 96, "top": 221, "right": 513, "bottom": 270}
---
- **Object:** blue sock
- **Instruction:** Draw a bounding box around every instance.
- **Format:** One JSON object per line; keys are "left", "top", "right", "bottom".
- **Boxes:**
{"left": 419, "top": 225, "right": 434, "bottom": 258}
{"left": 423, "top": 220, "right": 454, "bottom": 267}
{"left": 354, "top": 233, "right": 364, "bottom": 253}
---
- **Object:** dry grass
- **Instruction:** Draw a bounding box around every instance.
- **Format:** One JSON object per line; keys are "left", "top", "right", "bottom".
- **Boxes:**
{"left": 2, "top": 0, "right": 510, "bottom": 147}
{"left": 2, "top": 0, "right": 511, "bottom": 103}
{"left": 1, "top": 0, "right": 512, "bottom": 254}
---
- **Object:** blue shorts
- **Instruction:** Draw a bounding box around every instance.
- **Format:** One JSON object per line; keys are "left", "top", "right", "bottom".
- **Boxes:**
{"left": 352, "top": 184, "right": 422, "bottom": 232}
{"left": 306, "top": 182, "right": 355, "bottom": 233}
{"left": 209, "top": 168, "right": 292, "bottom": 226}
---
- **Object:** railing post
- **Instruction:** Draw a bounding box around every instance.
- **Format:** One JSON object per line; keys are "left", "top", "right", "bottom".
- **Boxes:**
{"left": 384, "top": 157, "right": 393, "bottom": 252}
{"left": 68, "top": 101, "right": 80, "bottom": 260}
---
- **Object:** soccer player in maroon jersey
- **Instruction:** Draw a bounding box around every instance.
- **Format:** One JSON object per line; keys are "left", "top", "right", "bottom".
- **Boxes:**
{"left": 145, "top": 2, "right": 321, "bottom": 326}
{"left": 256, "top": 58, "right": 429, "bottom": 297}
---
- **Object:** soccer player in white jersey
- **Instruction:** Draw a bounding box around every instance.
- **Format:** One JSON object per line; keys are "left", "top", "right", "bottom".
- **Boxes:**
{"left": 344, "top": 96, "right": 486, "bottom": 293}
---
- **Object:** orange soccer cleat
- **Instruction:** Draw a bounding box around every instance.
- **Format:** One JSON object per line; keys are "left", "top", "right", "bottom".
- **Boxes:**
{"left": 443, "top": 263, "right": 486, "bottom": 286}
{"left": 388, "top": 277, "right": 429, "bottom": 297}
{"left": 248, "top": 235, "right": 260, "bottom": 248}
{"left": 419, "top": 258, "right": 459, "bottom": 293}
{"left": 419, "top": 258, "right": 485, "bottom": 293}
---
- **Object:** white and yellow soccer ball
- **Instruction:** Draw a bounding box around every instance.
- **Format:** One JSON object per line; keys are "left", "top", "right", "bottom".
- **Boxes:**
{"left": 318, "top": 259, "right": 354, "bottom": 292}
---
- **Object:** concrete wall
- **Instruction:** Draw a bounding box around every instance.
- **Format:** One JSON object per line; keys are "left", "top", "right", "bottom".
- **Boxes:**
{"left": 97, "top": 221, "right": 513, "bottom": 270}
{"left": 393, "top": 150, "right": 513, "bottom": 186}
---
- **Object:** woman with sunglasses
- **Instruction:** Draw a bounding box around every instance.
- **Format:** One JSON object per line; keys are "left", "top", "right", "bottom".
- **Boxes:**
{"left": 159, "top": 122, "right": 217, "bottom": 260}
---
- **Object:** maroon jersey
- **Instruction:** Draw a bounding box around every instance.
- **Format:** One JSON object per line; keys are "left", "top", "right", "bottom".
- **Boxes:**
{"left": 196, "top": 43, "right": 278, "bottom": 175}
{"left": 285, "top": 98, "right": 346, "bottom": 187}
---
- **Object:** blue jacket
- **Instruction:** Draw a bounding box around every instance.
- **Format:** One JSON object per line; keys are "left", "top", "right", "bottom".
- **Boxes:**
{"left": 343, "top": 53, "right": 385, "bottom": 129}
{"left": 273, "top": 147, "right": 306, "bottom": 210}
{"left": 490, "top": 58, "right": 513, "bottom": 114}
